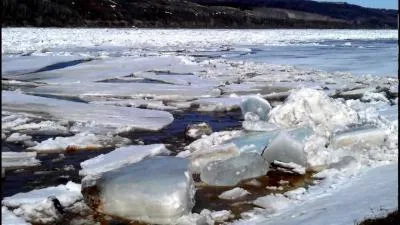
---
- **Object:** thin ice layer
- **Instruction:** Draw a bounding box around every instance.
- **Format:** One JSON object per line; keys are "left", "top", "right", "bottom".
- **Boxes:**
{"left": 2, "top": 152, "right": 40, "bottom": 169}
{"left": 79, "top": 144, "right": 170, "bottom": 177}
{"left": 84, "top": 157, "right": 195, "bottom": 225}
{"left": 2, "top": 91, "right": 174, "bottom": 132}
{"left": 200, "top": 152, "right": 269, "bottom": 186}
{"left": 27, "top": 132, "right": 131, "bottom": 153}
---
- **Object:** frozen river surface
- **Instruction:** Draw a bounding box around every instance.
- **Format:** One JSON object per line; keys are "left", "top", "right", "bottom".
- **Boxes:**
{"left": 1, "top": 28, "right": 398, "bottom": 225}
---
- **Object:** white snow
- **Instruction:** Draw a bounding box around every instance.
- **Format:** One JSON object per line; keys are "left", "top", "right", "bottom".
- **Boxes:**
{"left": 2, "top": 182, "right": 82, "bottom": 224}
{"left": 218, "top": 187, "right": 251, "bottom": 200}
{"left": 233, "top": 163, "right": 398, "bottom": 225}
{"left": 185, "top": 130, "right": 242, "bottom": 153}
{"left": 253, "top": 194, "right": 292, "bottom": 213}
{"left": 79, "top": 144, "right": 171, "bottom": 177}
{"left": 268, "top": 88, "right": 359, "bottom": 134}
{"left": 1, "top": 207, "right": 31, "bottom": 225}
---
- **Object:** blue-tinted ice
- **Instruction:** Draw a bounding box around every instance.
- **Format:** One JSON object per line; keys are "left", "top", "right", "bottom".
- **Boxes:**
{"left": 200, "top": 152, "right": 269, "bottom": 186}
{"left": 86, "top": 156, "right": 195, "bottom": 224}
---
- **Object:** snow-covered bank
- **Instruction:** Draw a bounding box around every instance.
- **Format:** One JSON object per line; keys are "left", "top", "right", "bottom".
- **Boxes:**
{"left": 233, "top": 163, "right": 398, "bottom": 225}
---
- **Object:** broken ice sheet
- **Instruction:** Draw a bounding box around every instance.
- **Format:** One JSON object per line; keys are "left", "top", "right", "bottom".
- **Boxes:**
{"left": 2, "top": 91, "right": 174, "bottom": 132}
{"left": 2, "top": 55, "right": 88, "bottom": 76}
{"left": 200, "top": 152, "right": 269, "bottom": 186}
{"left": 2, "top": 182, "right": 82, "bottom": 224}
{"left": 1, "top": 152, "right": 40, "bottom": 170}
{"left": 82, "top": 156, "right": 195, "bottom": 225}
{"left": 218, "top": 187, "right": 250, "bottom": 200}
{"left": 26, "top": 132, "right": 131, "bottom": 153}
{"left": 10, "top": 121, "right": 70, "bottom": 136}
{"left": 79, "top": 144, "right": 171, "bottom": 177}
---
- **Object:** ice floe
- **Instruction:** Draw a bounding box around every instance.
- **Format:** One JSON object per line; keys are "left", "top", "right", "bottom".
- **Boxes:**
{"left": 82, "top": 157, "right": 195, "bottom": 224}
{"left": 1, "top": 152, "right": 40, "bottom": 170}
{"left": 3, "top": 91, "right": 174, "bottom": 133}
{"left": 218, "top": 187, "right": 250, "bottom": 200}
{"left": 27, "top": 132, "right": 130, "bottom": 153}
{"left": 79, "top": 144, "right": 171, "bottom": 177}
{"left": 2, "top": 182, "right": 82, "bottom": 224}
{"left": 185, "top": 122, "right": 213, "bottom": 140}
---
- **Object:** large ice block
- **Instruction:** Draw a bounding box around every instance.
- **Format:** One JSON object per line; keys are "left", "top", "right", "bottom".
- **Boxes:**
{"left": 200, "top": 152, "right": 269, "bottom": 186}
{"left": 229, "top": 131, "right": 278, "bottom": 154}
{"left": 82, "top": 157, "right": 195, "bottom": 225}
{"left": 188, "top": 143, "right": 240, "bottom": 174}
{"left": 240, "top": 96, "right": 272, "bottom": 121}
{"left": 262, "top": 131, "right": 307, "bottom": 167}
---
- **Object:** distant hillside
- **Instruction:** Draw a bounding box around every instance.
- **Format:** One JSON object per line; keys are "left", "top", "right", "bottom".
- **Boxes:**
{"left": 2, "top": 0, "right": 397, "bottom": 28}
{"left": 190, "top": 0, "right": 398, "bottom": 28}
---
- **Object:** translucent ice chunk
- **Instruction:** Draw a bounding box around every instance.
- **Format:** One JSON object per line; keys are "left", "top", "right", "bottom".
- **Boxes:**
{"left": 229, "top": 131, "right": 278, "bottom": 154}
{"left": 331, "top": 126, "right": 386, "bottom": 149}
{"left": 82, "top": 157, "right": 195, "bottom": 225}
{"left": 200, "top": 152, "right": 269, "bottom": 186}
{"left": 240, "top": 96, "right": 272, "bottom": 121}
{"left": 262, "top": 131, "right": 307, "bottom": 167}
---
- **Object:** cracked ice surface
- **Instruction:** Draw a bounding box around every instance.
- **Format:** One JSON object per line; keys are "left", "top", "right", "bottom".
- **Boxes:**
{"left": 2, "top": 91, "right": 174, "bottom": 133}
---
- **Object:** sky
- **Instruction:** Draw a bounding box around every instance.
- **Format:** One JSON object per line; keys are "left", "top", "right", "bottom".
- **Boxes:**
{"left": 317, "top": 0, "right": 397, "bottom": 9}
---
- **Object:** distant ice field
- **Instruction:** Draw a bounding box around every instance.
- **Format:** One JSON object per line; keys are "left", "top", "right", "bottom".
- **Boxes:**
{"left": 2, "top": 28, "right": 397, "bottom": 76}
